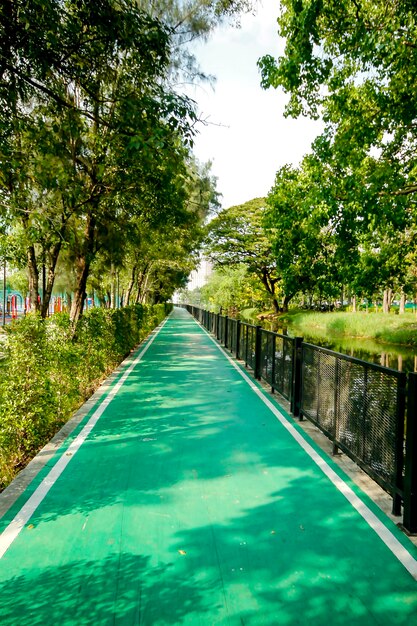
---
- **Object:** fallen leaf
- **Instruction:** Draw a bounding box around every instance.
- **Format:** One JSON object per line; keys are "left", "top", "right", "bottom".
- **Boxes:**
{"left": 178, "top": 550, "right": 187, "bottom": 555}
{"left": 27, "top": 524, "right": 34, "bottom": 530}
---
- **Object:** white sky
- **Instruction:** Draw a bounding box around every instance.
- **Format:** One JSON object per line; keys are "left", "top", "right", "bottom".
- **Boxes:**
{"left": 187, "top": 0, "right": 323, "bottom": 209}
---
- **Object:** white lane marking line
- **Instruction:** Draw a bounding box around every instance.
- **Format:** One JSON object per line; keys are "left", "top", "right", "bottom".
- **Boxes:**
{"left": 0, "top": 317, "right": 169, "bottom": 560}
{"left": 193, "top": 317, "right": 417, "bottom": 581}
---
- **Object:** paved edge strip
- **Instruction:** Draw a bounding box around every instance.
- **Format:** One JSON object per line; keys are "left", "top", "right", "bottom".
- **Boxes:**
{"left": 0, "top": 316, "right": 170, "bottom": 560}
{"left": 194, "top": 318, "right": 417, "bottom": 581}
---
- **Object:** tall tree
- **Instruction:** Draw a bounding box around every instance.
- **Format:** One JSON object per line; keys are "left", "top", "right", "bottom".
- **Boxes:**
{"left": 258, "top": 1, "right": 417, "bottom": 198}
{"left": 205, "top": 198, "right": 283, "bottom": 312}
{"left": 0, "top": 0, "right": 250, "bottom": 321}
{"left": 258, "top": 2, "right": 417, "bottom": 306}
{"left": 1, "top": 1, "right": 197, "bottom": 322}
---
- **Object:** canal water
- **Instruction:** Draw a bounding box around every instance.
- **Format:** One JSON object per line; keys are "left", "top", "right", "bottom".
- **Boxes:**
{"left": 254, "top": 318, "right": 417, "bottom": 374}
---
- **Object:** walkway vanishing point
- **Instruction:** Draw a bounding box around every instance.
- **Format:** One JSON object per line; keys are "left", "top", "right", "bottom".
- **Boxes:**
{"left": 1, "top": 307, "right": 417, "bottom": 626}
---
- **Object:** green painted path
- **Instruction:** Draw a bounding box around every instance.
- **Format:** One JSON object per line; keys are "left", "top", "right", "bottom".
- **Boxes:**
{"left": 1, "top": 307, "right": 417, "bottom": 625}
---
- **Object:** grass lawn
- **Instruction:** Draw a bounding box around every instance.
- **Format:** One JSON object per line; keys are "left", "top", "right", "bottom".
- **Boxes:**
{"left": 276, "top": 310, "right": 417, "bottom": 347}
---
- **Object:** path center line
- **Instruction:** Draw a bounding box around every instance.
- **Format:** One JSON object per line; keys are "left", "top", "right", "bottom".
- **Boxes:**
{"left": 0, "top": 317, "right": 169, "bottom": 560}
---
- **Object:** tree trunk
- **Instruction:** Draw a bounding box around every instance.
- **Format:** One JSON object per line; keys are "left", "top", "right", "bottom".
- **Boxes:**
{"left": 41, "top": 241, "right": 62, "bottom": 318}
{"left": 110, "top": 263, "right": 116, "bottom": 309}
{"left": 70, "top": 213, "right": 95, "bottom": 325}
{"left": 259, "top": 268, "right": 279, "bottom": 313}
{"left": 272, "top": 298, "right": 280, "bottom": 314}
{"left": 352, "top": 295, "right": 357, "bottom": 313}
{"left": 125, "top": 265, "right": 137, "bottom": 306}
{"left": 400, "top": 292, "right": 406, "bottom": 314}
{"left": 70, "top": 256, "right": 90, "bottom": 325}
{"left": 27, "top": 244, "right": 40, "bottom": 313}
{"left": 383, "top": 289, "right": 391, "bottom": 314}
{"left": 282, "top": 294, "right": 292, "bottom": 313}
{"left": 136, "top": 263, "right": 151, "bottom": 304}
{"left": 138, "top": 271, "right": 152, "bottom": 304}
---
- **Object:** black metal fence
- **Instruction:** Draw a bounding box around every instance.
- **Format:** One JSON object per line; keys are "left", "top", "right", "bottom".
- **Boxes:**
{"left": 184, "top": 305, "right": 417, "bottom": 535}
{"left": 300, "top": 343, "right": 406, "bottom": 514}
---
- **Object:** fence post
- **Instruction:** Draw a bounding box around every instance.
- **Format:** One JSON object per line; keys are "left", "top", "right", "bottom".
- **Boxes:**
{"left": 403, "top": 373, "right": 417, "bottom": 533}
{"left": 392, "top": 372, "right": 407, "bottom": 516}
{"left": 224, "top": 315, "right": 229, "bottom": 348}
{"left": 216, "top": 313, "right": 220, "bottom": 339}
{"left": 271, "top": 333, "right": 276, "bottom": 393}
{"left": 332, "top": 359, "right": 340, "bottom": 455}
{"left": 291, "top": 337, "right": 303, "bottom": 418}
{"left": 254, "top": 325, "right": 262, "bottom": 380}
{"left": 236, "top": 320, "right": 241, "bottom": 359}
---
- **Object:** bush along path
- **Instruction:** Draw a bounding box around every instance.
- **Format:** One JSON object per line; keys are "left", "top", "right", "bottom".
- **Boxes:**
{"left": 0, "top": 307, "right": 417, "bottom": 625}
{"left": 0, "top": 303, "right": 172, "bottom": 490}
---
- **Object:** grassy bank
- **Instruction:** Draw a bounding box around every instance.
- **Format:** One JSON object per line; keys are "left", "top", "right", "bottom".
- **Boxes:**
{"left": 279, "top": 310, "right": 417, "bottom": 347}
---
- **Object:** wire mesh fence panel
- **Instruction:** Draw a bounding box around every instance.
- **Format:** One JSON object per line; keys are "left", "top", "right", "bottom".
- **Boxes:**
{"left": 272, "top": 335, "right": 294, "bottom": 401}
{"left": 228, "top": 318, "right": 238, "bottom": 356}
{"left": 301, "top": 343, "right": 405, "bottom": 497}
{"left": 207, "top": 312, "right": 212, "bottom": 331}
{"left": 260, "top": 331, "right": 275, "bottom": 386}
{"left": 210, "top": 313, "right": 217, "bottom": 335}
{"left": 247, "top": 325, "right": 257, "bottom": 371}
{"left": 240, "top": 323, "right": 256, "bottom": 370}
{"left": 218, "top": 316, "right": 226, "bottom": 343}
{"left": 300, "top": 345, "right": 320, "bottom": 421}
{"left": 337, "top": 361, "right": 403, "bottom": 491}
{"left": 301, "top": 347, "right": 335, "bottom": 435}
{"left": 239, "top": 324, "right": 247, "bottom": 364}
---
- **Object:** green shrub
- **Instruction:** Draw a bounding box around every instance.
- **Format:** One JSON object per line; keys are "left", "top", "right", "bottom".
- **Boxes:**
{"left": 0, "top": 303, "right": 169, "bottom": 490}
{"left": 0, "top": 314, "right": 59, "bottom": 485}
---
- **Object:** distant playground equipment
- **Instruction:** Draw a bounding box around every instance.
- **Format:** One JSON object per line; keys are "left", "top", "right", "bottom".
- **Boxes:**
{"left": 2, "top": 288, "right": 110, "bottom": 326}
{"left": 2, "top": 292, "right": 24, "bottom": 319}
{"left": 9, "top": 294, "right": 21, "bottom": 319}
{"left": 2, "top": 292, "right": 71, "bottom": 325}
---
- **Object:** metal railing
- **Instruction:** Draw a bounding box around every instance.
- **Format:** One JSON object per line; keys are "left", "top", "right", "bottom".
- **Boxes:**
{"left": 300, "top": 342, "right": 406, "bottom": 514}
{"left": 184, "top": 305, "right": 417, "bottom": 535}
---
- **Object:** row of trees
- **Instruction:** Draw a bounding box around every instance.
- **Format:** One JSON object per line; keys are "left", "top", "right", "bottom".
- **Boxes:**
{"left": 0, "top": 0, "right": 253, "bottom": 323}
{"left": 202, "top": 2, "right": 417, "bottom": 313}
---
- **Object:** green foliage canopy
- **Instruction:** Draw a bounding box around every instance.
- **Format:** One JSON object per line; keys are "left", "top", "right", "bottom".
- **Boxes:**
{"left": 205, "top": 198, "right": 283, "bottom": 312}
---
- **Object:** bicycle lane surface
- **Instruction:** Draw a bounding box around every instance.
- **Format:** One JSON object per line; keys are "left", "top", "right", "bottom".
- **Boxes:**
{"left": 1, "top": 307, "right": 417, "bottom": 626}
